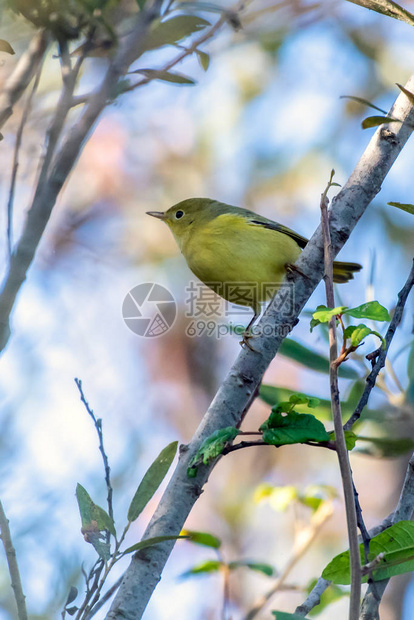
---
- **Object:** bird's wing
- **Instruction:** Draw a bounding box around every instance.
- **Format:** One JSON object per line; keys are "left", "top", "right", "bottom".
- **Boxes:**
{"left": 248, "top": 217, "right": 309, "bottom": 249}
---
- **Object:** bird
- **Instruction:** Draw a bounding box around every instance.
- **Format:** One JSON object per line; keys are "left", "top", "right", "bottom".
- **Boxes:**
{"left": 147, "top": 198, "right": 361, "bottom": 348}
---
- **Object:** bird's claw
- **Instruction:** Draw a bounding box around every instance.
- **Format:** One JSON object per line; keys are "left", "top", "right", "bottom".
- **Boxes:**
{"left": 239, "top": 331, "right": 257, "bottom": 352}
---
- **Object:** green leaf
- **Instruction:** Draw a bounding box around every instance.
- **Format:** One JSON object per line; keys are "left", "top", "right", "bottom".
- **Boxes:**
{"left": 346, "top": 0, "right": 414, "bottom": 27}
{"left": 123, "top": 534, "right": 187, "bottom": 555}
{"left": 259, "top": 386, "right": 334, "bottom": 421}
{"left": 260, "top": 410, "right": 330, "bottom": 446}
{"left": 311, "top": 305, "right": 348, "bottom": 327}
{"left": 396, "top": 83, "right": 414, "bottom": 105}
{"left": 343, "top": 324, "right": 371, "bottom": 347}
{"left": 259, "top": 383, "right": 382, "bottom": 423}
{"left": 388, "top": 202, "right": 414, "bottom": 216}
{"left": 279, "top": 338, "right": 358, "bottom": 379}
{"left": 228, "top": 561, "right": 275, "bottom": 576}
{"left": 65, "top": 586, "right": 78, "bottom": 606}
{"left": 76, "top": 483, "right": 116, "bottom": 536}
{"left": 344, "top": 301, "right": 390, "bottom": 321}
{"left": 322, "top": 521, "right": 414, "bottom": 584}
{"left": 128, "top": 441, "right": 178, "bottom": 522}
{"left": 299, "top": 484, "right": 338, "bottom": 513}
{"left": 272, "top": 612, "right": 305, "bottom": 620}
{"left": 135, "top": 0, "right": 147, "bottom": 9}
{"left": 344, "top": 323, "right": 385, "bottom": 349}
{"left": 340, "top": 95, "right": 388, "bottom": 115}
{"left": 196, "top": 49, "right": 210, "bottom": 71}
{"left": 362, "top": 115, "right": 398, "bottom": 129}
{"left": 180, "top": 559, "right": 222, "bottom": 578}
{"left": 288, "top": 393, "right": 320, "bottom": 408}
{"left": 343, "top": 324, "right": 384, "bottom": 348}
{"left": 182, "top": 530, "right": 221, "bottom": 549}
{"left": 143, "top": 15, "right": 211, "bottom": 51}
{"left": 187, "top": 427, "right": 239, "bottom": 476}
{"left": 356, "top": 435, "right": 414, "bottom": 457}
{"left": 260, "top": 386, "right": 329, "bottom": 410}
{"left": 0, "top": 40, "right": 15, "bottom": 54}
{"left": 329, "top": 430, "right": 357, "bottom": 450}
{"left": 133, "top": 69, "right": 196, "bottom": 85}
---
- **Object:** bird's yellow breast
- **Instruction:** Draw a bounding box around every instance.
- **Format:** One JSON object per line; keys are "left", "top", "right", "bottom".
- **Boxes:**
{"left": 179, "top": 213, "right": 301, "bottom": 309}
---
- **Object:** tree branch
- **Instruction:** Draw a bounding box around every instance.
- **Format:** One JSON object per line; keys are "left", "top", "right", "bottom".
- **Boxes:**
{"left": 0, "top": 1, "right": 165, "bottom": 353}
{"left": 75, "top": 378, "right": 114, "bottom": 526}
{"left": 0, "top": 30, "right": 50, "bottom": 132}
{"left": 359, "top": 452, "right": 414, "bottom": 619}
{"left": 296, "top": 450, "right": 414, "bottom": 617}
{"left": 321, "top": 174, "right": 361, "bottom": 619}
{"left": 344, "top": 258, "right": 414, "bottom": 430}
{"left": 7, "top": 58, "right": 44, "bottom": 256}
{"left": 0, "top": 500, "right": 28, "bottom": 620}
{"left": 105, "top": 76, "right": 414, "bottom": 620}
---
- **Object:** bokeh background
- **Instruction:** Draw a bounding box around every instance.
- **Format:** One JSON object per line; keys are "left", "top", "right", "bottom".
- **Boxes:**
{"left": 0, "top": 0, "right": 414, "bottom": 618}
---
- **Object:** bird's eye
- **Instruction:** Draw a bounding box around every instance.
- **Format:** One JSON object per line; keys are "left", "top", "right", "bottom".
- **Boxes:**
{"left": 175, "top": 210, "right": 184, "bottom": 219}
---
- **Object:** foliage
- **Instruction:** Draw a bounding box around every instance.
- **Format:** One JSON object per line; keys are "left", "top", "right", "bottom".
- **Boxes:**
{"left": 323, "top": 521, "right": 414, "bottom": 584}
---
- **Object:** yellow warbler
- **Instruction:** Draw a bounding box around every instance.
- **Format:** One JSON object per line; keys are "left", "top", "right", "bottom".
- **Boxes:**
{"left": 147, "top": 198, "right": 361, "bottom": 346}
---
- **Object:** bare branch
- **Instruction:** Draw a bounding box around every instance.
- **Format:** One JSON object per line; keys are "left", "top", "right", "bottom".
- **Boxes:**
{"left": 75, "top": 378, "right": 114, "bottom": 525}
{"left": 344, "top": 259, "right": 414, "bottom": 430}
{"left": 85, "top": 576, "right": 123, "bottom": 620}
{"left": 0, "top": 500, "right": 28, "bottom": 620}
{"left": 105, "top": 74, "right": 414, "bottom": 620}
{"left": 0, "top": 2, "right": 166, "bottom": 353}
{"left": 321, "top": 173, "right": 361, "bottom": 619}
{"left": 0, "top": 30, "right": 50, "bottom": 132}
{"left": 295, "top": 577, "right": 332, "bottom": 616}
{"left": 123, "top": 5, "right": 236, "bottom": 95}
{"left": 7, "top": 59, "right": 44, "bottom": 256}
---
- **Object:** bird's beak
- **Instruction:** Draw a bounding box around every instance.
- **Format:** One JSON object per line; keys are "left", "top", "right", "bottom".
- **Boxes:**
{"left": 146, "top": 211, "right": 167, "bottom": 220}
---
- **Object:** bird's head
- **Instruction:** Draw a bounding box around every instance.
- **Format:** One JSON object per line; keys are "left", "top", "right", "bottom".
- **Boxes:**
{"left": 146, "top": 198, "right": 226, "bottom": 244}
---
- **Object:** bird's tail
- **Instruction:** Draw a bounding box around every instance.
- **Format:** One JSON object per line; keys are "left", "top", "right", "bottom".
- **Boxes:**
{"left": 332, "top": 261, "right": 362, "bottom": 283}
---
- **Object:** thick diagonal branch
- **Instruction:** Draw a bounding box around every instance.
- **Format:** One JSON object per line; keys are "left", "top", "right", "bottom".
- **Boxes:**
{"left": 105, "top": 77, "right": 414, "bottom": 620}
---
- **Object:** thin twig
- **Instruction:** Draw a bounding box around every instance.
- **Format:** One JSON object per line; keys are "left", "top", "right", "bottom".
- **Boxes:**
{"left": 353, "top": 482, "right": 370, "bottom": 564}
{"left": 344, "top": 259, "right": 414, "bottom": 431}
{"left": 35, "top": 39, "right": 78, "bottom": 190}
{"left": 244, "top": 502, "right": 333, "bottom": 619}
{"left": 7, "top": 60, "right": 44, "bottom": 257}
{"left": 0, "top": 30, "right": 50, "bottom": 131}
{"left": 321, "top": 172, "right": 361, "bottom": 620}
{"left": 0, "top": 500, "right": 28, "bottom": 620}
{"left": 74, "top": 379, "right": 114, "bottom": 524}
{"left": 85, "top": 576, "right": 123, "bottom": 620}
{"left": 123, "top": 0, "right": 248, "bottom": 95}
